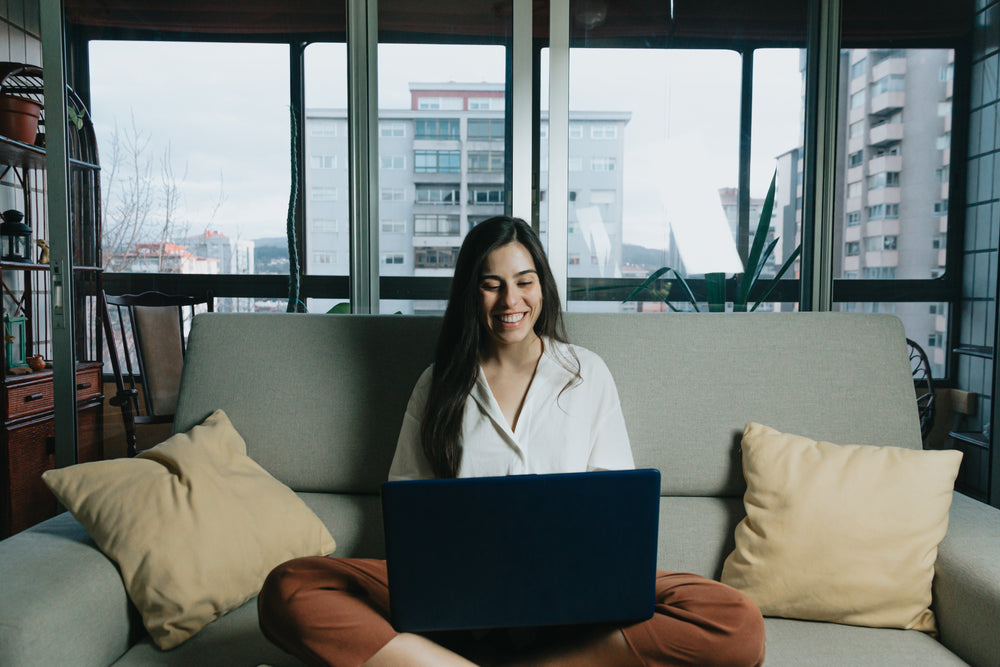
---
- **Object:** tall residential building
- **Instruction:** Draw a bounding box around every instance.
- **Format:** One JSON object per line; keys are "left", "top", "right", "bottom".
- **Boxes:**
{"left": 305, "top": 82, "right": 629, "bottom": 314}
{"left": 836, "top": 48, "right": 953, "bottom": 375}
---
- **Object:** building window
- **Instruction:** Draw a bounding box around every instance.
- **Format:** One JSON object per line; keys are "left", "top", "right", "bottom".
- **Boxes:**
{"left": 568, "top": 124, "right": 583, "bottom": 139}
{"left": 864, "top": 235, "right": 897, "bottom": 251}
{"left": 850, "top": 58, "right": 867, "bottom": 79}
{"left": 849, "top": 120, "right": 865, "bottom": 138}
{"left": 871, "top": 74, "right": 906, "bottom": 95}
{"left": 872, "top": 143, "right": 900, "bottom": 157}
{"left": 468, "top": 97, "right": 504, "bottom": 110}
{"left": 590, "top": 124, "right": 617, "bottom": 139}
{"left": 381, "top": 220, "right": 405, "bottom": 234}
{"left": 936, "top": 132, "right": 951, "bottom": 150}
{"left": 569, "top": 254, "right": 581, "bottom": 265}
{"left": 932, "top": 234, "right": 946, "bottom": 249}
{"left": 939, "top": 63, "right": 954, "bottom": 81}
{"left": 469, "top": 186, "right": 505, "bottom": 205}
{"left": 310, "top": 121, "right": 337, "bottom": 137}
{"left": 416, "top": 185, "right": 461, "bottom": 204}
{"left": 568, "top": 191, "right": 577, "bottom": 202}
{"left": 467, "top": 119, "right": 504, "bottom": 141}
{"left": 868, "top": 172, "right": 900, "bottom": 189}
{"left": 381, "top": 188, "right": 405, "bottom": 201}
{"left": 414, "top": 214, "right": 460, "bottom": 236}
{"left": 591, "top": 157, "right": 616, "bottom": 171}
{"left": 848, "top": 150, "right": 864, "bottom": 167}
{"left": 864, "top": 267, "right": 897, "bottom": 279}
{"left": 311, "top": 186, "right": 338, "bottom": 201}
{"left": 936, "top": 166, "right": 949, "bottom": 183}
{"left": 415, "top": 247, "right": 459, "bottom": 269}
{"left": 417, "top": 96, "right": 462, "bottom": 110}
{"left": 539, "top": 124, "right": 548, "bottom": 139}
{"left": 867, "top": 203, "right": 900, "bottom": 219}
{"left": 312, "top": 218, "right": 338, "bottom": 233}
{"left": 846, "top": 241, "right": 860, "bottom": 256}
{"left": 850, "top": 90, "right": 866, "bottom": 109}
{"left": 380, "top": 155, "right": 405, "bottom": 170}
{"left": 568, "top": 157, "right": 583, "bottom": 171}
{"left": 847, "top": 181, "right": 862, "bottom": 198}
{"left": 310, "top": 155, "right": 338, "bottom": 169}
{"left": 846, "top": 211, "right": 861, "bottom": 226}
{"left": 381, "top": 252, "right": 405, "bottom": 265}
{"left": 414, "top": 149, "right": 461, "bottom": 173}
{"left": 380, "top": 122, "right": 405, "bottom": 137}
{"left": 468, "top": 151, "right": 504, "bottom": 172}
{"left": 415, "top": 118, "right": 460, "bottom": 139}
{"left": 313, "top": 252, "right": 336, "bottom": 264}
{"left": 933, "top": 200, "right": 949, "bottom": 215}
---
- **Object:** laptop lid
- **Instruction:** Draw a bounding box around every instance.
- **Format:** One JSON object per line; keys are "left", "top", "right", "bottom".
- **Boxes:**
{"left": 381, "top": 468, "right": 660, "bottom": 633}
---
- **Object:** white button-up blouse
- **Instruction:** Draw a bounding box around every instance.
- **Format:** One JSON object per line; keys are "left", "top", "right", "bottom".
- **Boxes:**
{"left": 388, "top": 338, "right": 634, "bottom": 480}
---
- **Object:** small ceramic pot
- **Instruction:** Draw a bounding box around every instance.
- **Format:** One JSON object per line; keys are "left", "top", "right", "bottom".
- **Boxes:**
{"left": 27, "top": 355, "right": 45, "bottom": 371}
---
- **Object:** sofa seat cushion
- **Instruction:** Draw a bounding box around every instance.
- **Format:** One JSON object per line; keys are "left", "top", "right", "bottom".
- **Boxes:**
{"left": 722, "top": 423, "right": 962, "bottom": 633}
{"left": 760, "top": 618, "right": 967, "bottom": 666}
{"left": 42, "top": 410, "right": 337, "bottom": 650}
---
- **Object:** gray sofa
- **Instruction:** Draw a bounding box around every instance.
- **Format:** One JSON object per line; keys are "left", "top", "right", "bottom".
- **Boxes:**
{"left": 1, "top": 312, "right": 999, "bottom": 666}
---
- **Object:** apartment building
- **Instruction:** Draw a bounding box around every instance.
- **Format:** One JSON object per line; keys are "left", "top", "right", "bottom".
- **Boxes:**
{"left": 306, "top": 82, "right": 629, "bottom": 314}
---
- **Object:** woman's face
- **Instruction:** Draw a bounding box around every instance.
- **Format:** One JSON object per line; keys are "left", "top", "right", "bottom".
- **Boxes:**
{"left": 478, "top": 242, "right": 543, "bottom": 351}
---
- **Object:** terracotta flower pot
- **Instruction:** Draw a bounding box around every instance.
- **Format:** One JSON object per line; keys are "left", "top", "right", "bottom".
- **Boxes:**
{"left": 0, "top": 94, "right": 42, "bottom": 145}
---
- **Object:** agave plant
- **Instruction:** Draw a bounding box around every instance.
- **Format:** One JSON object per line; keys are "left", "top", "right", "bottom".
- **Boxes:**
{"left": 624, "top": 170, "right": 801, "bottom": 312}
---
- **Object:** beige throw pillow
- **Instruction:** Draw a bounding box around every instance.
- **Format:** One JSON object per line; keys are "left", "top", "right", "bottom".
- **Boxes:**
{"left": 721, "top": 422, "right": 962, "bottom": 633}
{"left": 42, "top": 409, "right": 336, "bottom": 650}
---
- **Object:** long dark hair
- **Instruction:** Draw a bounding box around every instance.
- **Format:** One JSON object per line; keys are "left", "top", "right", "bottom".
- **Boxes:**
{"left": 420, "top": 216, "right": 573, "bottom": 478}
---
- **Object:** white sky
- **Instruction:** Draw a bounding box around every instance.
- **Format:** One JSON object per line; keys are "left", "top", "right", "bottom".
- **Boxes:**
{"left": 88, "top": 41, "right": 803, "bottom": 251}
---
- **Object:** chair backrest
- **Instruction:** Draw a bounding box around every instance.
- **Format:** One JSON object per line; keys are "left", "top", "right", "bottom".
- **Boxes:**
{"left": 101, "top": 290, "right": 213, "bottom": 456}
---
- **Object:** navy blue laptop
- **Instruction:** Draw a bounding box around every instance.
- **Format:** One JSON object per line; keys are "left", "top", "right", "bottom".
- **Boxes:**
{"left": 380, "top": 468, "right": 661, "bottom": 633}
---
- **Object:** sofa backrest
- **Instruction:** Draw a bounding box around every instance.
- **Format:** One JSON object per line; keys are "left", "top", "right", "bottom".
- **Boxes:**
{"left": 174, "top": 312, "right": 922, "bottom": 497}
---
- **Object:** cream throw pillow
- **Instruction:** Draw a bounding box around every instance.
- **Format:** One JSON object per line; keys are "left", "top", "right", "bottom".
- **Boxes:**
{"left": 42, "top": 409, "right": 336, "bottom": 650}
{"left": 721, "top": 422, "right": 962, "bottom": 633}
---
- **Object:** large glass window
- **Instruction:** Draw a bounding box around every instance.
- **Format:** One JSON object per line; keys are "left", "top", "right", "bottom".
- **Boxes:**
{"left": 89, "top": 41, "right": 291, "bottom": 296}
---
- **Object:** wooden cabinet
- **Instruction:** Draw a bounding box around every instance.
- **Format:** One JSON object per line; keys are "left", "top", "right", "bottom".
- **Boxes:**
{"left": 0, "top": 63, "right": 103, "bottom": 537}
{"left": 1, "top": 363, "right": 103, "bottom": 537}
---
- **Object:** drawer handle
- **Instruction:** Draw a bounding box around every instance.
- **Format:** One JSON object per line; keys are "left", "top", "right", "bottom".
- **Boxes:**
{"left": 24, "top": 393, "right": 45, "bottom": 402}
{"left": 77, "top": 382, "right": 92, "bottom": 390}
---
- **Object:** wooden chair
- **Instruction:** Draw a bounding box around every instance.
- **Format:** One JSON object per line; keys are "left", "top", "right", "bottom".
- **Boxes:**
{"left": 100, "top": 290, "right": 213, "bottom": 457}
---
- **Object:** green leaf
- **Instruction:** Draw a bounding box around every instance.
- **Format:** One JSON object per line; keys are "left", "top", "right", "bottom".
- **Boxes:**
{"left": 750, "top": 245, "right": 801, "bottom": 311}
{"left": 737, "top": 170, "right": 777, "bottom": 306}
{"left": 327, "top": 302, "right": 351, "bottom": 314}
{"left": 622, "top": 266, "right": 700, "bottom": 312}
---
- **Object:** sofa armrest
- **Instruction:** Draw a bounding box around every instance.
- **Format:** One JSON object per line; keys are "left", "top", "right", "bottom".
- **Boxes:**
{"left": 0, "top": 512, "right": 138, "bottom": 667}
{"left": 933, "top": 492, "right": 1000, "bottom": 667}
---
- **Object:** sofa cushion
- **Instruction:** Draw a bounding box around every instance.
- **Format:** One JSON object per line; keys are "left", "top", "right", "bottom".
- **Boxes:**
{"left": 41, "top": 409, "right": 336, "bottom": 650}
{"left": 721, "top": 422, "right": 962, "bottom": 633}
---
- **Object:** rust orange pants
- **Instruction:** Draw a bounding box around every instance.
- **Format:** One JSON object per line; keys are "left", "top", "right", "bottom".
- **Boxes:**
{"left": 258, "top": 557, "right": 765, "bottom": 667}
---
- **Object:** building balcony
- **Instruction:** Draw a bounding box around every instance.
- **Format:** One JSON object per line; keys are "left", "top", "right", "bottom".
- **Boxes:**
{"left": 847, "top": 165, "right": 864, "bottom": 183}
{"left": 846, "top": 196, "right": 862, "bottom": 212}
{"left": 936, "top": 314, "right": 947, "bottom": 333}
{"left": 871, "top": 55, "right": 907, "bottom": 80}
{"left": 870, "top": 91, "right": 905, "bottom": 115}
{"left": 848, "top": 134, "right": 865, "bottom": 154}
{"left": 939, "top": 217, "right": 948, "bottom": 234}
{"left": 865, "top": 250, "right": 899, "bottom": 266}
{"left": 844, "top": 225, "right": 861, "bottom": 242}
{"left": 867, "top": 187, "right": 901, "bottom": 206}
{"left": 938, "top": 249, "right": 947, "bottom": 266}
{"left": 844, "top": 255, "right": 860, "bottom": 272}
{"left": 866, "top": 219, "right": 900, "bottom": 236}
{"left": 869, "top": 122, "right": 904, "bottom": 146}
{"left": 868, "top": 155, "right": 903, "bottom": 174}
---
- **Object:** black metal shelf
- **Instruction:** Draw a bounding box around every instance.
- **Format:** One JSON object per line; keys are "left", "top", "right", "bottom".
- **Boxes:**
{"left": 953, "top": 345, "right": 994, "bottom": 360}
{"left": 948, "top": 430, "right": 990, "bottom": 449}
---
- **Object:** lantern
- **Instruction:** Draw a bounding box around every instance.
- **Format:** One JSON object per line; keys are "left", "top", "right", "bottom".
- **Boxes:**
{"left": 0, "top": 209, "right": 31, "bottom": 262}
{"left": 4, "top": 313, "right": 27, "bottom": 368}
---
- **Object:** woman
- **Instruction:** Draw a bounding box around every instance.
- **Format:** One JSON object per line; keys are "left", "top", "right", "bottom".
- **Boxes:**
{"left": 258, "top": 217, "right": 765, "bottom": 667}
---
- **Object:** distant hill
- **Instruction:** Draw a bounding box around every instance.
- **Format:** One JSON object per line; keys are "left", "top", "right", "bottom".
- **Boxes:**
{"left": 622, "top": 244, "right": 669, "bottom": 270}
{"left": 252, "top": 237, "right": 288, "bottom": 248}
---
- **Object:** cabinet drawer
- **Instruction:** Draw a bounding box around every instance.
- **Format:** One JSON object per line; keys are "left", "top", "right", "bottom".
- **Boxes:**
{"left": 75, "top": 367, "right": 102, "bottom": 402}
{"left": 6, "top": 380, "right": 54, "bottom": 419}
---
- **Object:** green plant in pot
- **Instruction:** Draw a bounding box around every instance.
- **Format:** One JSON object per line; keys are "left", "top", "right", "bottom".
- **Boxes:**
{"left": 624, "top": 170, "right": 801, "bottom": 312}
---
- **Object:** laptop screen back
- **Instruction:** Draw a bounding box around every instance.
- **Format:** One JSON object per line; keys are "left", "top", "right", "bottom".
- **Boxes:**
{"left": 381, "top": 469, "right": 660, "bottom": 633}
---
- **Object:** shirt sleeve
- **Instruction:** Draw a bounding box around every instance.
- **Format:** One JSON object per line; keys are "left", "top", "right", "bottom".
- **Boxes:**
{"left": 387, "top": 366, "right": 437, "bottom": 481}
{"left": 584, "top": 353, "right": 635, "bottom": 472}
